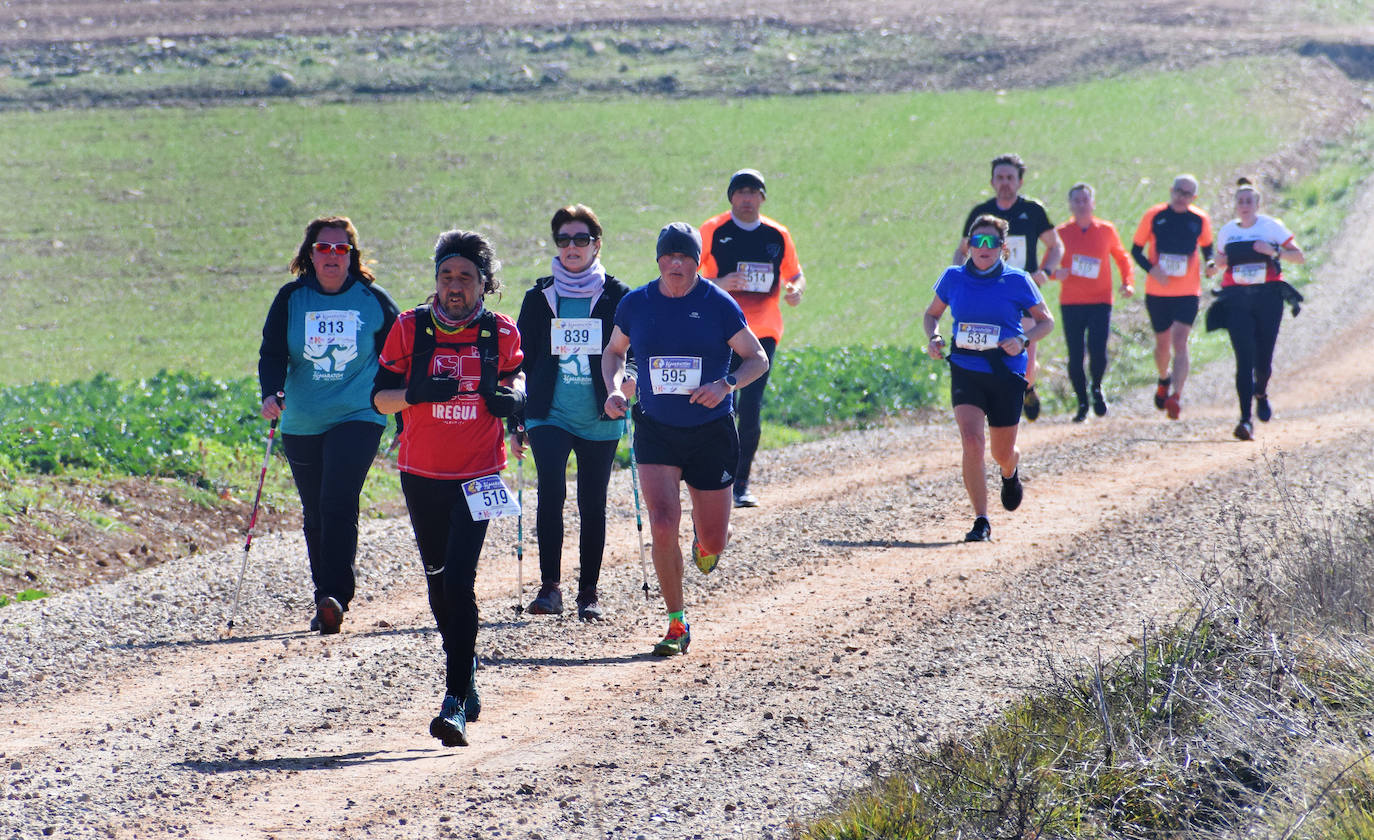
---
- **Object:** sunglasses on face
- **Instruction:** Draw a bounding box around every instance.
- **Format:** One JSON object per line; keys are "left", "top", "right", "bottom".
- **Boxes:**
{"left": 969, "top": 233, "right": 1003, "bottom": 249}
{"left": 554, "top": 233, "right": 597, "bottom": 248}
{"left": 312, "top": 241, "right": 352, "bottom": 255}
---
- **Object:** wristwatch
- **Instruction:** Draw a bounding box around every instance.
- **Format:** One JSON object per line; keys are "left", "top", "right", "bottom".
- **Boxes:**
{"left": 724, "top": 374, "right": 739, "bottom": 390}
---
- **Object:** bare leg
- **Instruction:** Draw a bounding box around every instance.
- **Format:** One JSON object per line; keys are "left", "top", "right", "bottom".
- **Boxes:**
{"left": 637, "top": 463, "right": 685, "bottom": 614}
{"left": 1169, "top": 322, "right": 1192, "bottom": 396}
{"left": 687, "top": 485, "right": 733, "bottom": 556}
{"left": 987, "top": 424, "right": 1021, "bottom": 480}
{"left": 954, "top": 405, "right": 989, "bottom": 518}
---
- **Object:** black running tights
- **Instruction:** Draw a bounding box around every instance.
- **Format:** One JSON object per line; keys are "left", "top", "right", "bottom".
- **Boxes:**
{"left": 527, "top": 424, "right": 619, "bottom": 591}
{"left": 1225, "top": 285, "right": 1285, "bottom": 422}
{"left": 729, "top": 336, "right": 778, "bottom": 494}
{"left": 400, "top": 472, "right": 490, "bottom": 699}
{"left": 1059, "top": 303, "right": 1112, "bottom": 404}
{"left": 281, "top": 420, "right": 383, "bottom": 610}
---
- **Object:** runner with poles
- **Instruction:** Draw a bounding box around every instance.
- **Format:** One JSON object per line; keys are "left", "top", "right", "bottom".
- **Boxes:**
{"left": 602, "top": 222, "right": 769, "bottom": 656}
{"left": 925, "top": 214, "right": 1054, "bottom": 543}
{"left": 515, "top": 204, "right": 635, "bottom": 620}
{"left": 225, "top": 391, "right": 283, "bottom": 634}
{"left": 257, "top": 216, "right": 398, "bottom": 635}
{"left": 372, "top": 229, "right": 525, "bottom": 747}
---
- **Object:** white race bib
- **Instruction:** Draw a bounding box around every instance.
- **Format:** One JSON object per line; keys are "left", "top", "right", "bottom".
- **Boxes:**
{"left": 737, "top": 261, "right": 775, "bottom": 293}
{"left": 1004, "top": 235, "right": 1028, "bottom": 270}
{"left": 462, "top": 475, "right": 520, "bottom": 521}
{"left": 1232, "top": 263, "right": 1268, "bottom": 286}
{"left": 303, "top": 309, "right": 361, "bottom": 374}
{"left": 648, "top": 356, "right": 703, "bottom": 395}
{"left": 1158, "top": 253, "right": 1189, "bottom": 277}
{"left": 550, "top": 318, "right": 602, "bottom": 356}
{"left": 955, "top": 322, "right": 1000, "bottom": 351}
{"left": 1071, "top": 254, "right": 1102, "bottom": 279}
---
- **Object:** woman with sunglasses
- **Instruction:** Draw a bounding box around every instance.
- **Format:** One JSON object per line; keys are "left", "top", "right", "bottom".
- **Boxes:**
{"left": 515, "top": 205, "right": 634, "bottom": 620}
{"left": 1208, "top": 177, "right": 1305, "bottom": 441}
{"left": 258, "top": 216, "right": 399, "bottom": 634}
{"left": 923, "top": 215, "right": 1054, "bottom": 542}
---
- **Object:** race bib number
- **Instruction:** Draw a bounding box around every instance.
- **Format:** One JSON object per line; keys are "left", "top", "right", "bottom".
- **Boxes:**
{"left": 1158, "top": 253, "right": 1189, "bottom": 277}
{"left": 648, "top": 356, "right": 703, "bottom": 395}
{"left": 1004, "top": 235, "right": 1028, "bottom": 270}
{"left": 462, "top": 475, "right": 520, "bottom": 521}
{"left": 955, "top": 322, "right": 1000, "bottom": 351}
{"left": 1232, "top": 262, "right": 1268, "bottom": 286}
{"left": 550, "top": 318, "right": 601, "bottom": 356}
{"left": 737, "top": 261, "right": 775, "bottom": 293}
{"left": 1071, "top": 254, "right": 1102, "bottom": 279}
{"left": 303, "top": 309, "right": 361, "bottom": 374}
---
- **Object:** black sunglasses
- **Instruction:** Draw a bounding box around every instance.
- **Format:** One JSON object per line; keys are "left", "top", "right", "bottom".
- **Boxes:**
{"left": 554, "top": 233, "right": 597, "bottom": 248}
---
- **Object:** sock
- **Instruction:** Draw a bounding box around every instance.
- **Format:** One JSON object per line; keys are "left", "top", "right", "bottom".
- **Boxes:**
{"left": 1002, "top": 469, "right": 1018, "bottom": 482}
{"left": 668, "top": 610, "right": 685, "bottom": 626}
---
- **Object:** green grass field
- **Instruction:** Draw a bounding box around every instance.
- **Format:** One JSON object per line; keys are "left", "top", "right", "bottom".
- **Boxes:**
{"left": 0, "top": 54, "right": 1333, "bottom": 389}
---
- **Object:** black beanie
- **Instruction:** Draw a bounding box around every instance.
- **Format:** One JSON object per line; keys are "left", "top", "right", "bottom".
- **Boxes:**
{"left": 727, "top": 168, "right": 766, "bottom": 199}
{"left": 655, "top": 222, "right": 702, "bottom": 262}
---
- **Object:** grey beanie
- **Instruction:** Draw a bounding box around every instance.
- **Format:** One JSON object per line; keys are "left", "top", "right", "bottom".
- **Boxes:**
{"left": 727, "top": 168, "right": 766, "bottom": 198}
{"left": 655, "top": 222, "right": 702, "bottom": 262}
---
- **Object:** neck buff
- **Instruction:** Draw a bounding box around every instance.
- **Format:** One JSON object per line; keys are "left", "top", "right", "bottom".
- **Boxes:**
{"left": 432, "top": 300, "right": 483, "bottom": 332}
{"left": 730, "top": 213, "right": 762, "bottom": 232}
{"left": 551, "top": 255, "right": 606, "bottom": 298}
{"left": 965, "top": 258, "right": 1005, "bottom": 278}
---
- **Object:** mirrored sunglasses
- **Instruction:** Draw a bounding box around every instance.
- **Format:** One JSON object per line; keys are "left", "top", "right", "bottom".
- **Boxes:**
{"left": 969, "top": 233, "right": 1003, "bottom": 249}
{"left": 312, "top": 242, "right": 352, "bottom": 255}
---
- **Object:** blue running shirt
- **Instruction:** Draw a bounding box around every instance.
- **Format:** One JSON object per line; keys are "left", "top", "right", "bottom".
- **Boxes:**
{"left": 934, "top": 262, "right": 1044, "bottom": 376}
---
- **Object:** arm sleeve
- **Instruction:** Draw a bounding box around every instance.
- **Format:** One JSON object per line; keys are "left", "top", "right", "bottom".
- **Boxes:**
{"left": 780, "top": 226, "right": 801, "bottom": 280}
{"left": 698, "top": 217, "right": 720, "bottom": 279}
{"left": 372, "top": 285, "right": 401, "bottom": 349}
{"left": 514, "top": 291, "right": 538, "bottom": 376}
{"left": 257, "top": 284, "right": 294, "bottom": 401}
{"left": 1130, "top": 244, "right": 1152, "bottom": 273}
{"left": 498, "top": 320, "right": 524, "bottom": 377}
{"left": 1107, "top": 225, "right": 1133, "bottom": 282}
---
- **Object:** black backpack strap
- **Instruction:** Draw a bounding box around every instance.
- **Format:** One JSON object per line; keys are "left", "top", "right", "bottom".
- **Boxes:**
{"left": 474, "top": 309, "right": 501, "bottom": 396}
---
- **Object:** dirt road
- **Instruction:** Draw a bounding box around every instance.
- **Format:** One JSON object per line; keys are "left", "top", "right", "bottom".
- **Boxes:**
{"left": 3, "top": 155, "right": 1374, "bottom": 840}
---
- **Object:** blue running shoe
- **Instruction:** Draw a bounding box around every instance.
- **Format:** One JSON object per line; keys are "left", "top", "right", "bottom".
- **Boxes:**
{"left": 430, "top": 695, "right": 468, "bottom": 747}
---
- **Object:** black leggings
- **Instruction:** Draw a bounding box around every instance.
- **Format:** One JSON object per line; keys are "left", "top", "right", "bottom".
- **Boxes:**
{"left": 1059, "top": 303, "right": 1112, "bottom": 403}
{"left": 526, "top": 424, "right": 619, "bottom": 591}
{"left": 729, "top": 336, "right": 778, "bottom": 494}
{"left": 400, "top": 472, "right": 490, "bottom": 699}
{"left": 1224, "top": 285, "right": 1285, "bottom": 421}
{"left": 281, "top": 421, "right": 383, "bottom": 610}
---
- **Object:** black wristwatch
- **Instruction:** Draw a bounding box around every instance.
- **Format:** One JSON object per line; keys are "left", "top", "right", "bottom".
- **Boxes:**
{"left": 724, "top": 374, "right": 739, "bottom": 390}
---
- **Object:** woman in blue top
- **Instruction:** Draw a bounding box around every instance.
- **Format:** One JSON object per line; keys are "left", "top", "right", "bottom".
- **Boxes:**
{"left": 601, "top": 222, "right": 769, "bottom": 657}
{"left": 258, "top": 216, "right": 399, "bottom": 634}
{"left": 515, "top": 205, "right": 635, "bottom": 620}
{"left": 923, "top": 214, "right": 1054, "bottom": 543}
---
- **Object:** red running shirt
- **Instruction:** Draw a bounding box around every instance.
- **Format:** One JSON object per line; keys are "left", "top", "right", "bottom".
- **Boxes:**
{"left": 379, "top": 309, "right": 523, "bottom": 480}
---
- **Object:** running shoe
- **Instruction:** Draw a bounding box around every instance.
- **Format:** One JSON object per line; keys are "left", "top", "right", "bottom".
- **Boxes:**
{"left": 1255, "top": 395, "right": 1272, "bottom": 423}
{"left": 652, "top": 620, "right": 691, "bottom": 657}
{"left": 1022, "top": 387, "right": 1041, "bottom": 421}
{"left": 316, "top": 596, "right": 343, "bottom": 635}
{"left": 430, "top": 694, "right": 468, "bottom": 747}
{"left": 1000, "top": 470, "right": 1023, "bottom": 512}
{"left": 1073, "top": 403, "right": 1089, "bottom": 423}
{"left": 309, "top": 615, "right": 321, "bottom": 633}
{"left": 527, "top": 583, "right": 563, "bottom": 615}
{"left": 465, "top": 662, "right": 481, "bottom": 722}
{"left": 575, "top": 588, "right": 604, "bottom": 621}
{"left": 733, "top": 491, "right": 759, "bottom": 508}
{"left": 964, "top": 516, "right": 991, "bottom": 542}
{"left": 1154, "top": 378, "right": 1171, "bottom": 410}
{"left": 1164, "top": 394, "right": 1181, "bottom": 421}
{"left": 1092, "top": 388, "right": 1108, "bottom": 417}
{"left": 691, "top": 535, "right": 719, "bottom": 575}
{"left": 1234, "top": 420, "right": 1254, "bottom": 441}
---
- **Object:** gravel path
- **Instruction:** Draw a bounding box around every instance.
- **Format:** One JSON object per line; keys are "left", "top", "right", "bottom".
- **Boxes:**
{"left": 3, "top": 170, "right": 1373, "bottom": 839}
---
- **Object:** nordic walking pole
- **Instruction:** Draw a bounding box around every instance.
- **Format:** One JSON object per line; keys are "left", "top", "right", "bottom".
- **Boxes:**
{"left": 226, "top": 392, "right": 283, "bottom": 634}
{"left": 513, "top": 427, "right": 525, "bottom": 616}
{"left": 626, "top": 413, "right": 651, "bottom": 600}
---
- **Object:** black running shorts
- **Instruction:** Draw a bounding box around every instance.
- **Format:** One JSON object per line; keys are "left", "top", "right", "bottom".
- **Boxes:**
{"left": 949, "top": 363, "right": 1024, "bottom": 428}
{"left": 1145, "top": 294, "right": 1199, "bottom": 333}
{"left": 632, "top": 407, "right": 739, "bottom": 491}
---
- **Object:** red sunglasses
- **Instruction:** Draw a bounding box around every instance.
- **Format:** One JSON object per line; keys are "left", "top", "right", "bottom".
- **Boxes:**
{"left": 312, "top": 242, "right": 352, "bottom": 255}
